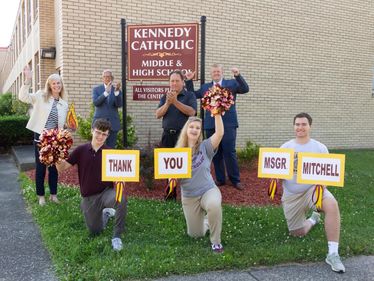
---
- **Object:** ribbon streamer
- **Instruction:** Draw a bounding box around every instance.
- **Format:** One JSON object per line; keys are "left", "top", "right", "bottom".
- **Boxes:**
{"left": 268, "top": 179, "right": 277, "bottom": 200}
{"left": 312, "top": 184, "right": 324, "bottom": 210}
{"left": 66, "top": 103, "right": 79, "bottom": 131}
{"left": 115, "top": 181, "right": 125, "bottom": 203}
{"left": 165, "top": 178, "right": 177, "bottom": 199}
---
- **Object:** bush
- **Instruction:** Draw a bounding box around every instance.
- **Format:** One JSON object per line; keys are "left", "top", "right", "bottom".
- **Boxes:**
{"left": 0, "top": 92, "right": 29, "bottom": 116}
{"left": 0, "top": 115, "right": 33, "bottom": 147}
{"left": 77, "top": 105, "right": 137, "bottom": 148}
{"left": 237, "top": 140, "right": 260, "bottom": 164}
{"left": 12, "top": 99, "right": 29, "bottom": 115}
{"left": 0, "top": 93, "right": 13, "bottom": 116}
{"left": 116, "top": 115, "right": 138, "bottom": 149}
{"left": 139, "top": 130, "right": 160, "bottom": 189}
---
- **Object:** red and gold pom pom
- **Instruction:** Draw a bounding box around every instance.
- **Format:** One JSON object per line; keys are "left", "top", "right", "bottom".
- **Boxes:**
{"left": 201, "top": 85, "right": 235, "bottom": 116}
{"left": 38, "top": 128, "right": 73, "bottom": 166}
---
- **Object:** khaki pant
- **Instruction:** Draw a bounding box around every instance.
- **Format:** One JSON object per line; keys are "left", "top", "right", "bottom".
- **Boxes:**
{"left": 181, "top": 187, "right": 222, "bottom": 244}
{"left": 282, "top": 187, "right": 334, "bottom": 231}
{"left": 80, "top": 187, "right": 127, "bottom": 238}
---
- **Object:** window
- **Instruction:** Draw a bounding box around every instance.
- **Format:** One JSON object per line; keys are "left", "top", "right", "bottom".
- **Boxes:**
{"left": 22, "top": 1, "right": 26, "bottom": 45}
{"left": 33, "top": 0, "right": 38, "bottom": 23}
{"left": 34, "top": 52, "right": 40, "bottom": 90}
{"left": 27, "top": 0, "right": 31, "bottom": 35}
{"left": 372, "top": 68, "right": 374, "bottom": 97}
{"left": 28, "top": 61, "right": 33, "bottom": 93}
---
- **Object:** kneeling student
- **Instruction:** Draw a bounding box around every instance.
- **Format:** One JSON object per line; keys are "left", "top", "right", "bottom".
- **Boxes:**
{"left": 176, "top": 114, "right": 224, "bottom": 253}
{"left": 56, "top": 119, "right": 127, "bottom": 251}
{"left": 280, "top": 112, "right": 345, "bottom": 273}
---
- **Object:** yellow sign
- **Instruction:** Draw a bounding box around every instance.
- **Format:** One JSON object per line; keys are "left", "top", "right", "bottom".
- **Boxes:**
{"left": 258, "top": 148, "right": 294, "bottom": 179}
{"left": 296, "top": 152, "right": 345, "bottom": 187}
{"left": 102, "top": 149, "right": 140, "bottom": 182}
{"left": 154, "top": 148, "right": 192, "bottom": 179}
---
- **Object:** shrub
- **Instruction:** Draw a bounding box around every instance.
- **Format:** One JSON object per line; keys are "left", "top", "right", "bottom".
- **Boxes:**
{"left": 0, "top": 115, "right": 33, "bottom": 147}
{"left": 0, "top": 92, "right": 29, "bottom": 116}
{"left": 77, "top": 105, "right": 137, "bottom": 148}
{"left": 76, "top": 106, "right": 95, "bottom": 141}
{"left": 12, "top": 99, "right": 30, "bottom": 115}
{"left": 0, "top": 93, "right": 13, "bottom": 116}
{"left": 139, "top": 130, "right": 160, "bottom": 190}
{"left": 116, "top": 115, "right": 138, "bottom": 149}
{"left": 237, "top": 140, "right": 260, "bottom": 164}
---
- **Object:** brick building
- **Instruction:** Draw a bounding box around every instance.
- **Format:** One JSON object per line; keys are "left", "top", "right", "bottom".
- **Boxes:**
{"left": 1, "top": 0, "right": 373, "bottom": 149}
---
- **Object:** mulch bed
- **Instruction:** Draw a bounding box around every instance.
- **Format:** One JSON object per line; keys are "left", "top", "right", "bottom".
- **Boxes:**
{"left": 25, "top": 160, "right": 282, "bottom": 206}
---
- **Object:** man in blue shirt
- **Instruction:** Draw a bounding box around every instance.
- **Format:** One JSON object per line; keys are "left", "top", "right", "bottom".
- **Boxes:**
{"left": 156, "top": 70, "right": 197, "bottom": 199}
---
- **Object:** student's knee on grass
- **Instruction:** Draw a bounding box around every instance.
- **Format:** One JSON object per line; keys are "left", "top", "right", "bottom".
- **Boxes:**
{"left": 87, "top": 223, "right": 104, "bottom": 236}
{"left": 187, "top": 226, "right": 206, "bottom": 238}
{"left": 290, "top": 228, "right": 308, "bottom": 237}
{"left": 88, "top": 227, "right": 104, "bottom": 236}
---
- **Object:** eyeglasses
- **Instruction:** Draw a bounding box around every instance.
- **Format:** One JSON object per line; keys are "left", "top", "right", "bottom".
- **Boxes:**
{"left": 94, "top": 129, "right": 109, "bottom": 137}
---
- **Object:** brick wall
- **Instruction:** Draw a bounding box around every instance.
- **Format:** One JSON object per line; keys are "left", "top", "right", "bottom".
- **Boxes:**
{"left": 12, "top": 0, "right": 373, "bottom": 149}
{"left": 38, "top": 0, "right": 57, "bottom": 84}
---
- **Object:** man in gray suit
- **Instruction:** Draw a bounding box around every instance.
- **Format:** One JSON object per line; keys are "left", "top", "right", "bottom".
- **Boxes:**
{"left": 92, "top": 69, "right": 122, "bottom": 148}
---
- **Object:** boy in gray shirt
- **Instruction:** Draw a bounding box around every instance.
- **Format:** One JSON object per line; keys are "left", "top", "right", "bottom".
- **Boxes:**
{"left": 281, "top": 113, "right": 345, "bottom": 273}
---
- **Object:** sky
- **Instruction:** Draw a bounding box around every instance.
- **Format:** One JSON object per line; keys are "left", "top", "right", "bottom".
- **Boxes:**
{"left": 0, "top": 0, "right": 20, "bottom": 47}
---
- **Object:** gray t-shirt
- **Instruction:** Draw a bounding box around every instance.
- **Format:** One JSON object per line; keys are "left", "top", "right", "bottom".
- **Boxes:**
{"left": 180, "top": 139, "right": 216, "bottom": 197}
{"left": 281, "top": 138, "right": 328, "bottom": 195}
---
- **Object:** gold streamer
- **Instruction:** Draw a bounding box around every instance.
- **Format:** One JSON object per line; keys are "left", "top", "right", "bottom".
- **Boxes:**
{"left": 167, "top": 178, "right": 177, "bottom": 196}
{"left": 115, "top": 181, "right": 125, "bottom": 203}
{"left": 313, "top": 185, "right": 324, "bottom": 210}
{"left": 268, "top": 179, "right": 277, "bottom": 200}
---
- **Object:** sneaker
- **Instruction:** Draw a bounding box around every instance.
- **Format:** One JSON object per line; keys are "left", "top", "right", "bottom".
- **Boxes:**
{"left": 49, "top": 195, "right": 59, "bottom": 204}
{"left": 325, "top": 253, "right": 346, "bottom": 273}
{"left": 211, "top": 243, "right": 224, "bottom": 253}
{"left": 112, "top": 237, "right": 123, "bottom": 251}
{"left": 102, "top": 208, "right": 116, "bottom": 228}
{"left": 38, "top": 196, "right": 46, "bottom": 206}
{"left": 103, "top": 208, "right": 116, "bottom": 217}
{"left": 310, "top": 211, "right": 321, "bottom": 225}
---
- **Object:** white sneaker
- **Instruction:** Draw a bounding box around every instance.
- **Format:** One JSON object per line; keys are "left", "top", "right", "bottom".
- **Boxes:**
{"left": 325, "top": 253, "right": 346, "bottom": 273}
{"left": 211, "top": 243, "right": 224, "bottom": 253}
{"left": 111, "top": 237, "right": 123, "bottom": 251}
{"left": 38, "top": 196, "right": 46, "bottom": 206}
{"left": 309, "top": 211, "right": 321, "bottom": 225}
{"left": 102, "top": 208, "right": 116, "bottom": 228}
{"left": 103, "top": 208, "right": 116, "bottom": 217}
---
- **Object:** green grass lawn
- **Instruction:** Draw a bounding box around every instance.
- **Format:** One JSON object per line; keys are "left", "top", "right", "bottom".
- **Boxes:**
{"left": 20, "top": 150, "right": 374, "bottom": 281}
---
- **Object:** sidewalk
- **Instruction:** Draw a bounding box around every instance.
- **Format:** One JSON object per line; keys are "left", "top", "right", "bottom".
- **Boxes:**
{"left": 0, "top": 151, "right": 57, "bottom": 281}
{"left": 3, "top": 146, "right": 374, "bottom": 281}
{"left": 153, "top": 255, "right": 374, "bottom": 281}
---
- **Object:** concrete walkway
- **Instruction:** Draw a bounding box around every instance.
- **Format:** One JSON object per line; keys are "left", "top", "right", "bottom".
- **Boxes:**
{"left": 153, "top": 256, "right": 374, "bottom": 281}
{"left": 0, "top": 152, "right": 56, "bottom": 281}
{"left": 2, "top": 146, "right": 373, "bottom": 281}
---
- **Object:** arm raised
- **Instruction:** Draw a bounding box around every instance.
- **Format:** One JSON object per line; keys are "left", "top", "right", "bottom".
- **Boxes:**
{"left": 209, "top": 114, "right": 224, "bottom": 150}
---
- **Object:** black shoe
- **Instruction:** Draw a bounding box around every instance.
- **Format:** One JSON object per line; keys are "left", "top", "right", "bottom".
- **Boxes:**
{"left": 215, "top": 181, "right": 226, "bottom": 187}
{"left": 233, "top": 182, "right": 243, "bottom": 190}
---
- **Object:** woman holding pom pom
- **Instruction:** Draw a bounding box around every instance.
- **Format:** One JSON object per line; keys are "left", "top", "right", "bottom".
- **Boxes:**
{"left": 18, "top": 66, "right": 68, "bottom": 205}
{"left": 176, "top": 111, "right": 225, "bottom": 253}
